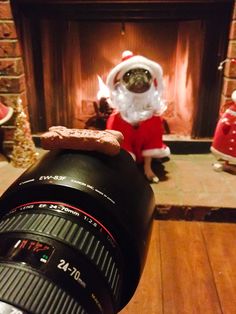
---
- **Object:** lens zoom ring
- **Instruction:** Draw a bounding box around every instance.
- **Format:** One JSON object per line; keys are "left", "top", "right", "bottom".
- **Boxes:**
{"left": 0, "top": 213, "right": 121, "bottom": 299}
{"left": 0, "top": 263, "right": 87, "bottom": 314}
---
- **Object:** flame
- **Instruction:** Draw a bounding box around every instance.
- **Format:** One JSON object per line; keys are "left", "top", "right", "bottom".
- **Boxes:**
{"left": 175, "top": 43, "right": 193, "bottom": 122}
{"left": 97, "top": 75, "right": 110, "bottom": 100}
{"left": 161, "top": 28, "right": 196, "bottom": 135}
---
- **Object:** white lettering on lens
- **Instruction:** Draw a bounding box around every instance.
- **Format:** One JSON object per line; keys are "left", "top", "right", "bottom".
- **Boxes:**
{"left": 57, "top": 259, "right": 69, "bottom": 272}
{"left": 71, "top": 180, "right": 116, "bottom": 204}
{"left": 91, "top": 293, "right": 103, "bottom": 313}
{"left": 57, "top": 259, "right": 86, "bottom": 288}
{"left": 19, "top": 179, "right": 35, "bottom": 185}
{"left": 22, "top": 205, "right": 34, "bottom": 209}
{"left": 70, "top": 267, "right": 81, "bottom": 280}
{"left": 39, "top": 176, "right": 66, "bottom": 181}
{"left": 49, "top": 205, "right": 59, "bottom": 209}
{"left": 84, "top": 215, "right": 97, "bottom": 228}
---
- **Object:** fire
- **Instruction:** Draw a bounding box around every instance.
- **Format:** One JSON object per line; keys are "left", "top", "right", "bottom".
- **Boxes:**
{"left": 97, "top": 75, "right": 110, "bottom": 100}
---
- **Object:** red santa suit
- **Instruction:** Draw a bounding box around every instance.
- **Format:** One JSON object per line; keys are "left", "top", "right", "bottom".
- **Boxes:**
{"left": 107, "top": 111, "right": 169, "bottom": 163}
{"left": 104, "top": 50, "right": 170, "bottom": 163}
{"left": 211, "top": 101, "right": 236, "bottom": 164}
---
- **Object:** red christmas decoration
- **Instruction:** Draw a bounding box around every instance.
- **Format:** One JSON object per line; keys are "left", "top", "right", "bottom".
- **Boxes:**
{"left": 0, "top": 101, "right": 13, "bottom": 125}
{"left": 211, "top": 91, "right": 236, "bottom": 172}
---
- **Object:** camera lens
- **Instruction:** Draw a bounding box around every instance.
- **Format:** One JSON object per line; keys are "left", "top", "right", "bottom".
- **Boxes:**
{"left": 0, "top": 149, "right": 155, "bottom": 314}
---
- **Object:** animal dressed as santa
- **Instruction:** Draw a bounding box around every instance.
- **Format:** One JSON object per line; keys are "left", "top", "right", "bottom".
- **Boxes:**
{"left": 105, "top": 51, "right": 170, "bottom": 182}
{"left": 211, "top": 90, "right": 236, "bottom": 173}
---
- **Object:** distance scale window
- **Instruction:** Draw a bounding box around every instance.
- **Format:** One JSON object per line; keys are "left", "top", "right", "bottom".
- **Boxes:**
{"left": 0, "top": 238, "right": 54, "bottom": 269}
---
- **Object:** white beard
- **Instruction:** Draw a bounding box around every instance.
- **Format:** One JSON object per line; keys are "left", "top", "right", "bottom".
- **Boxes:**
{"left": 110, "top": 83, "right": 166, "bottom": 125}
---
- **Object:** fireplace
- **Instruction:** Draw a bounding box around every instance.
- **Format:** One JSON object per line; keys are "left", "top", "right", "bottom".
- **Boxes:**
{"left": 10, "top": 0, "right": 233, "bottom": 137}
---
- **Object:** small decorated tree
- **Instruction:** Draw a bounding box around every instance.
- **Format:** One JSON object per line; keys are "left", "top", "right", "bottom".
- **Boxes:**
{"left": 11, "top": 98, "right": 38, "bottom": 168}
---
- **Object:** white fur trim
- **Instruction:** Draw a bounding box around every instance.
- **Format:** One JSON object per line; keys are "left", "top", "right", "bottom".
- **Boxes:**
{"left": 226, "top": 108, "right": 236, "bottom": 116}
{"left": 211, "top": 146, "right": 236, "bottom": 164}
{"left": 106, "top": 55, "right": 163, "bottom": 94}
{"left": 122, "top": 50, "right": 133, "bottom": 60}
{"left": 128, "top": 151, "right": 136, "bottom": 160}
{"left": 232, "top": 90, "right": 236, "bottom": 103}
{"left": 142, "top": 146, "right": 170, "bottom": 159}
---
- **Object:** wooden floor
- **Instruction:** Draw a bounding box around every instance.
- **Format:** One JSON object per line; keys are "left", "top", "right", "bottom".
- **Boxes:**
{"left": 120, "top": 220, "right": 236, "bottom": 314}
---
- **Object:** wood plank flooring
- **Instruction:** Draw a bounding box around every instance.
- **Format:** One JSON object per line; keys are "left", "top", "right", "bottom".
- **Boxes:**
{"left": 0, "top": 159, "right": 24, "bottom": 196}
{"left": 120, "top": 221, "right": 236, "bottom": 314}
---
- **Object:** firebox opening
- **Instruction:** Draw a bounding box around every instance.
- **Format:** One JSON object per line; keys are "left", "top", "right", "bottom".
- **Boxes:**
{"left": 11, "top": 1, "right": 233, "bottom": 138}
{"left": 20, "top": 19, "right": 205, "bottom": 136}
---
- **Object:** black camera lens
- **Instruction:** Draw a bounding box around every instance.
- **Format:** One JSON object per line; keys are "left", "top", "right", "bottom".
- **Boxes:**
{"left": 0, "top": 149, "right": 155, "bottom": 314}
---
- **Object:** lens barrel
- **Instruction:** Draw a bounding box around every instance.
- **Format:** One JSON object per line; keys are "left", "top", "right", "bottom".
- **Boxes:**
{"left": 0, "top": 149, "right": 155, "bottom": 314}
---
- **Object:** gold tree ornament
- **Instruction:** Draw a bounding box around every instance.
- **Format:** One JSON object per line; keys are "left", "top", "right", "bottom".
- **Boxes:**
{"left": 11, "top": 98, "right": 38, "bottom": 168}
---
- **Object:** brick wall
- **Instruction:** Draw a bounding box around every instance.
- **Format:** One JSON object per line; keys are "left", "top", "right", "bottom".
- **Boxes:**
{"left": 221, "top": 0, "right": 236, "bottom": 113}
{"left": 0, "top": 0, "right": 27, "bottom": 156}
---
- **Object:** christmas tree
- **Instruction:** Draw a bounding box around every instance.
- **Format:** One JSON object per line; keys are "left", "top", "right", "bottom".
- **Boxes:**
{"left": 11, "top": 98, "right": 38, "bottom": 168}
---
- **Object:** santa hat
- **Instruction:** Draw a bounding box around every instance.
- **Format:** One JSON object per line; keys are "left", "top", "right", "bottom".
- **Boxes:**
{"left": 0, "top": 102, "right": 13, "bottom": 125}
{"left": 106, "top": 50, "right": 163, "bottom": 93}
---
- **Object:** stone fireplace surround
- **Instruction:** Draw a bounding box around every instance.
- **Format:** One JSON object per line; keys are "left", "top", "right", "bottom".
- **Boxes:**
{"left": 0, "top": 0, "right": 235, "bottom": 154}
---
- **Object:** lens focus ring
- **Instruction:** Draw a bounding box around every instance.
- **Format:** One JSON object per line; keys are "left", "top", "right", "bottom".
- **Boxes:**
{"left": 0, "top": 263, "right": 87, "bottom": 314}
{"left": 0, "top": 211, "right": 121, "bottom": 300}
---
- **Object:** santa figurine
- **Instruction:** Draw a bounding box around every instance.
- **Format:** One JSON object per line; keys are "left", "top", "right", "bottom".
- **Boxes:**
{"left": 104, "top": 50, "right": 170, "bottom": 182}
{"left": 211, "top": 90, "right": 236, "bottom": 173}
